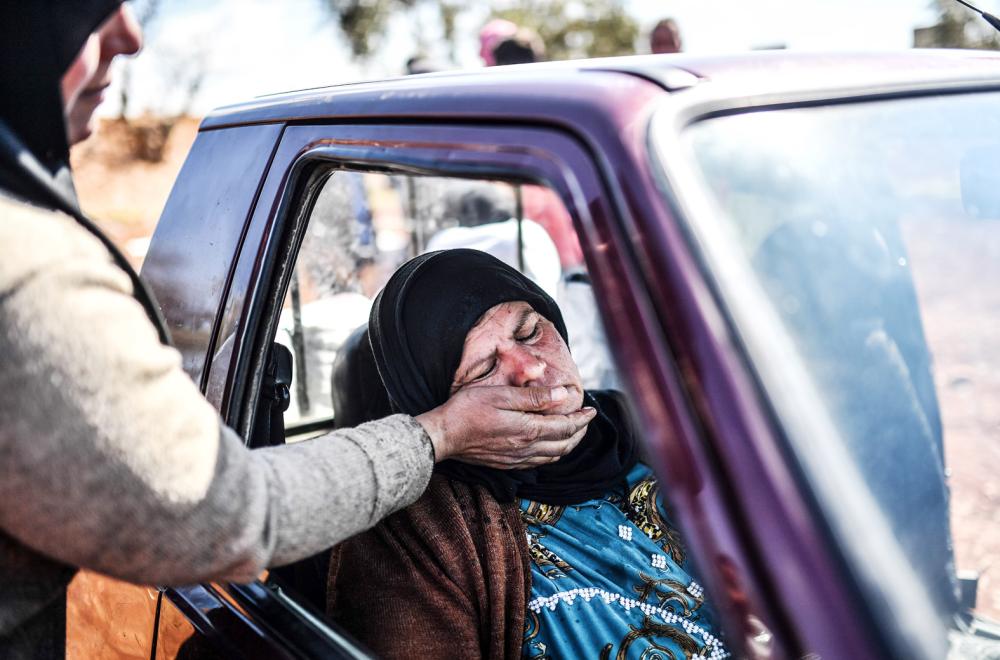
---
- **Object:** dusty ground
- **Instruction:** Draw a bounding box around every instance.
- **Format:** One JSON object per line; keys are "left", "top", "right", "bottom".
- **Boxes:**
{"left": 906, "top": 217, "right": 1000, "bottom": 621}
{"left": 70, "top": 116, "right": 200, "bottom": 267}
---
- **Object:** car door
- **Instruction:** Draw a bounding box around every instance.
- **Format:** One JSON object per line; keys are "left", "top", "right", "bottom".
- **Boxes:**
{"left": 65, "top": 572, "right": 158, "bottom": 660}
{"left": 165, "top": 103, "right": 798, "bottom": 657}
{"left": 60, "top": 123, "right": 285, "bottom": 660}
{"left": 144, "top": 81, "right": 912, "bottom": 659}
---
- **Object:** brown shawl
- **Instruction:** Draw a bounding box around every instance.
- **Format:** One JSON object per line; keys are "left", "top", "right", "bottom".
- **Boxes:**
{"left": 327, "top": 474, "right": 531, "bottom": 659}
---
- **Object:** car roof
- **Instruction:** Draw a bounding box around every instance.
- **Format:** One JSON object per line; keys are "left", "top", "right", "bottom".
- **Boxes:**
{"left": 202, "top": 50, "right": 1000, "bottom": 130}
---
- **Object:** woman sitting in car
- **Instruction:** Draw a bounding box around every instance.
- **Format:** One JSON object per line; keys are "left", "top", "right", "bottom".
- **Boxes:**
{"left": 326, "top": 249, "right": 729, "bottom": 660}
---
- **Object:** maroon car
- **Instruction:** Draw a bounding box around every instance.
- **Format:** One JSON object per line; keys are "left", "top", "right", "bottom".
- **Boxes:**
{"left": 70, "top": 51, "right": 1000, "bottom": 659}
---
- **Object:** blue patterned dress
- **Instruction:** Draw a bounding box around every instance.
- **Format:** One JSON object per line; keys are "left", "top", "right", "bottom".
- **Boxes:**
{"left": 519, "top": 463, "right": 730, "bottom": 659}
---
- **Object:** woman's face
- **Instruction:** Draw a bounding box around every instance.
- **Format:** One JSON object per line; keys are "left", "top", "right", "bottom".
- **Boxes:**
{"left": 451, "top": 300, "right": 584, "bottom": 415}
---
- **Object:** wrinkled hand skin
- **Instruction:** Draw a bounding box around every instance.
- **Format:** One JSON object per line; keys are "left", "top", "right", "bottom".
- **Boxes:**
{"left": 416, "top": 385, "right": 597, "bottom": 469}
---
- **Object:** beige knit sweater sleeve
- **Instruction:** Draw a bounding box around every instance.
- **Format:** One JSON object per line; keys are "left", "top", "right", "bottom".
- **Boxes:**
{"left": 0, "top": 196, "right": 433, "bottom": 585}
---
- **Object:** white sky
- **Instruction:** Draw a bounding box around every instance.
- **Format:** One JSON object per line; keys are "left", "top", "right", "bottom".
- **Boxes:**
{"left": 106, "top": 0, "right": 991, "bottom": 117}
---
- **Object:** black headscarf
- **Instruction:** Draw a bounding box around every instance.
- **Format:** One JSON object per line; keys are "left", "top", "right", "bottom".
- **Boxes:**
{"left": 369, "top": 248, "right": 639, "bottom": 504}
{"left": 0, "top": 2, "right": 171, "bottom": 346}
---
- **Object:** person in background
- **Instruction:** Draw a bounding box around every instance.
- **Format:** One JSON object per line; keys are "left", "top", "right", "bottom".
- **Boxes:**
{"left": 492, "top": 26, "right": 547, "bottom": 66}
{"left": 0, "top": 3, "right": 595, "bottom": 658}
{"left": 521, "top": 182, "right": 584, "bottom": 271}
{"left": 426, "top": 182, "right": 562, "bottom": 299}
{"left": 650, "top": 18, "right": 683, "bottom": 54}
{"left": 405, "top": 53, "right": 445, "bottom": 75}
{"left": 478, "top": 19, "right": 584, "bottom": 270}
{"left": 479, "top": 18, "right": 519, "bottom": 67}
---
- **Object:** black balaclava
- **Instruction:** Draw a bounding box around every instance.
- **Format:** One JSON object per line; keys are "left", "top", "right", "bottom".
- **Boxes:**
{"left": 0, "top": 2, "right": 172, "bottom": 346}
{"left": 369, "top": 248, "right": 639, "bottom": 504}
{"left": 0, "top": 1, "right": 122, "bottom": 211}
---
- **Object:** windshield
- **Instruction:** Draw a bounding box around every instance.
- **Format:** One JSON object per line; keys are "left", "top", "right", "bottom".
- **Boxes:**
{"left": 671, "top": 91, "right": 1000, "bottom": 650}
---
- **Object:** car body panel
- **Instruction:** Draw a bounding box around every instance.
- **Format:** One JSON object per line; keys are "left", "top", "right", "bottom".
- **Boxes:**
{"left": 142, "top": 123, "right": 284, "bottom": 386}
{"left": 200, "top": 50, "right": 1000, "bottom": 131}
{"left": 65, "top": 572, "right": 158, "bottom": 660}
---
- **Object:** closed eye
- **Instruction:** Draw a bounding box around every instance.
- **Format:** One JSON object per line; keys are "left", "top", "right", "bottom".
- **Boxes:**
{"left": 469, "top": 357, "right": 498, "bottom": 383}
{"left": 515, "top": 323, "right": 541, "bottom": 343}
{"left": 452, "top": 351, "right": 499, "bottom": 392}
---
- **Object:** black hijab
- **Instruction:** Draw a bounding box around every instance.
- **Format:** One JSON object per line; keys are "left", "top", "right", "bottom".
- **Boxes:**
{"left": 0, "top": 2, "right": 171, "bottom": 346}
{"left": 369, "top": 248, "right": 639, "bottom": 504}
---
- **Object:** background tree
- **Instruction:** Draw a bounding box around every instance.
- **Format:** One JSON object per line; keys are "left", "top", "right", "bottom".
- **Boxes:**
{"left": 914, "top": 0, "right": 1000, "bottom": 49}
{"left": 492, "top": 0, "right": 637, "bottom": 60}
{"left": 319, "top": 0, "right": 638, "bottom": 63}
{"left": 321, "top": 0, "right": 417, "bottom": 59}
{"left": 119, "top": 0, "right": 162, "bottom": 119}
{"left": 115, "top": 0, "right": 209, "bottom": 162}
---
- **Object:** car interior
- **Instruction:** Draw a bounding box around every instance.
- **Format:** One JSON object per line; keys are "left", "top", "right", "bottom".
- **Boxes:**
{"left": 247, "top": 169, "right": 620, "bottom": 619}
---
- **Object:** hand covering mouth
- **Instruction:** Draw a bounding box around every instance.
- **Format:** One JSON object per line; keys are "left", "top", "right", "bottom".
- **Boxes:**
{"left": 368, "top": 248, "right": 639, "bottom": 504}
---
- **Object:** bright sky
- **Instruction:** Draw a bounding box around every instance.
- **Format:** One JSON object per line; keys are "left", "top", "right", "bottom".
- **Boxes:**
{"left": 108, "top": 0, "right": 986, "bottom": 117}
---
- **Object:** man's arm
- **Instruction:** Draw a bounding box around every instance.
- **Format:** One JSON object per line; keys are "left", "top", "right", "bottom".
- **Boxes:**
{"left": 0, "top": 204, "right": 436, "bottom": 584}
{"left": 0, "top": 202, "right": 592, "bottom": 585}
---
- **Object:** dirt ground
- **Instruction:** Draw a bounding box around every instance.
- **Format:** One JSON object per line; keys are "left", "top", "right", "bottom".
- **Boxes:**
{"left": 70, "top": 116, "right": 200, "bottom": 267}
{"left": 906, "top": 217, "right": 1000, "bottom": 622}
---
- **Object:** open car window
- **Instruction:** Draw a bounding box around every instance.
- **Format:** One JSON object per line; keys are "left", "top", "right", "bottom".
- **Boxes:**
{"left": 275, "top": 170, "right": 619, "bottom": 436}
{"left": 673, "top": 91, "right": 1000, "bottom": 651}
{"left": 258, "top": 167, "right": 629, "bottom": 627}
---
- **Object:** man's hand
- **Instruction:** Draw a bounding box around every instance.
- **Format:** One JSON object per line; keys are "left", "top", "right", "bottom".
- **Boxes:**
{"left": 415, "top": 386, "right": 596, "bottom": 468}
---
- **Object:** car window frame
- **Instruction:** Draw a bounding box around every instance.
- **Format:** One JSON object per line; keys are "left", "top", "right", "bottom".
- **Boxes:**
{"left": 202, "top": 117, "right": 822, "bottom": 659}
{"left": 217, "top": 124, "right": 620, "bottom": 444}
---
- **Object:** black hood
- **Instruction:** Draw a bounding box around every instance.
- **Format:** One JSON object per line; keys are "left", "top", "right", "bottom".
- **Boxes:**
{"left": 0, "top": 1, "right": 122, "bottom": 211}
{"left": 0, "top": 1, "right": 173, "bottom": 348}
{"left": 368, "top": 248, "right": 639, "bottom": 505}
{"left": 369, "top": 248, "right": 568, "bottom": 416}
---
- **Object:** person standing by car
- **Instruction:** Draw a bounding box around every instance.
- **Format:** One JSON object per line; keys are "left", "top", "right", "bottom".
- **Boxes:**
{"left": 0, "top": 3, "right": 596, "bottom": 658}
{"left": 649, "top": 18, "right": 683, "bottom": 54}
{"left": 490, "top": 26, "right": 547, "bottom": 66}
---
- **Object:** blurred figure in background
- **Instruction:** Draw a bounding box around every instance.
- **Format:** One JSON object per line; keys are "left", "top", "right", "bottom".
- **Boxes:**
{"left": 426, "top": 182, "right": 561, "bottom": 299}
{"left": 479, "top": 18, "right": 519, "bottom": 67}
{"left": 520, "top": 183, "right": 583, "bottom": 271}
{"left": 478, "top": 18, "right": 581, "bottom": 269}
{"left": 474, "top": 19, "right": 617, "bottom": 391}
{"left": 492, "top": 26, "right": 547, "bottom": 65}
{"left": 650, "top": 17, "right": 683, "bottom": 54}
{"left": 404, "top": 53, "right": 444, "bottom": 75}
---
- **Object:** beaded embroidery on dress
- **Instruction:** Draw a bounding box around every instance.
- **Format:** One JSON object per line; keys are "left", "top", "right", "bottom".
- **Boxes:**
{"left": 519, "top": 463, "right": 730, "bottom": 659}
